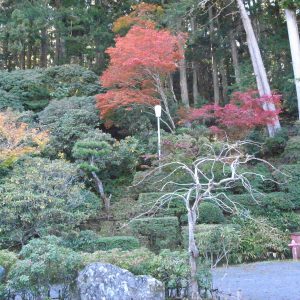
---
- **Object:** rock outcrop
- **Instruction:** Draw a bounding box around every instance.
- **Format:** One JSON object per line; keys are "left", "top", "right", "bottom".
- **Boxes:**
{"left": 76, "top": 263, "right": 165, "bottom": 300}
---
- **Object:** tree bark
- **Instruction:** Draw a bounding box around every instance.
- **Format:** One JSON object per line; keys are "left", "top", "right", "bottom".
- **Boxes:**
{"left": 229, "top": 30, "right": 241, "bottom": 86}
{"left": 40, "top": 27, "right": 48, "bottom": 68}
{"left": 220, "top": 59, "right": 228, "bottom": 103}
{"left": 179, "top": 52, "right": 190, "bottom": 108}
{"left": 236, "top": 0, "right": 281, "bottom": 136}
{"left": 285, "top": 8, "right": 300, "bottom": 120}
{"left": 209, "top": 6, "right": 220, "bottom": 105}
{"left": 192, "top": 61, "right": 200, "bottom": 105}
{"left": 187, "top": 209, "right": 201, "bottom": 300}
{"left": 91, "top": 171, "right": 110, "bottom": 212}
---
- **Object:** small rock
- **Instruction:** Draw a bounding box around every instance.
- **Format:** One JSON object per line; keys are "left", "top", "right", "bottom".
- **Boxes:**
{"left": 76, "top": 263, "right": 165, "bottom": 300}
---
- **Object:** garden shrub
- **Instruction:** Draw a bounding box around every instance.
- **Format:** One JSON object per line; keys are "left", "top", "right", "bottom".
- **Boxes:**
{"left": 281, "top": 136, "right": 300, "bottom": 163}
{"left": 262, "top": 129, "right": 289, "bottom": 157}
{"left": 0, "top": 69, "right": 49, "bottom": 111}
{"left": 0, "top": 89, "right": 23, "bottom": 111}
{"left": 39, "top": 96, "right": 100, "bottom": 157}
{"left": 63, "top": 231, "right": 139, "bottom": 252}
{"left": 234, "top": 217, "right": 289, "bottom": 262}
{"left": 198, "top": 202, "right": 225, "bottom": 224}
{"left": 275, "top": 164, "right": 300, "bottom": 208}
{"left": 182, "top": 224, "right": 240, "bottom": 267}
{"left": 130, "top": 217, "right": 180, "bottom": 251}
{"left": 42, "top": 64, "right": 102, "bottom": 99}
{"left": 137, "top": 193, "right": 186, "bottom": 220}
{"left": 7, "top": 236, "right": 83, "bottom": 299}
{"left": 0, "top": 250, "right": 17, "bottom": 271}
{"left": 0, "top": 157, "right": 100, "bottom": 248}
{"left": 82, "top": 247, "right": 155, "bottom": 275}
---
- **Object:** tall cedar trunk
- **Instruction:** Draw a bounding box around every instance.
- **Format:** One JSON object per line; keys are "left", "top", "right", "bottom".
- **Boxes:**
{"left": 285, "top": 9, "right": 300, "bottom": 120}
{"left": 220, "top": 59, "right": 228, "bottom": 103}
{"left": 229, "top": 30, "right": 241, "bottom": 86}
{"left": 192, "top": 61, "right": 200, "bottom": 105}
{"left": 209, "top": 6, "right": 220, "bottom": 105}
{"left": 27, "top": 43, "right": 32, "bottom": 69}
{"left": 40, "top": 27, "right": 48, "bottom": 68}
{"left": 191, "top": 17, "right": 200, "bottom": 105}
{"left": 188, "top": 209, "right": 201, "bottom": 300}
{"left": 236, "top": 0, "right": 281, "bottom": 136}
{"left": 20, "top": 46, "right": 26, "bottom": 69}
{"left": 179, "top": 50, "right": 190, "bottom": 108}
{"left": 54, "top": 0, "right": 66, "bottom": 65}
{"left": 91, "top": 171, "right": 110, "bottom": 212}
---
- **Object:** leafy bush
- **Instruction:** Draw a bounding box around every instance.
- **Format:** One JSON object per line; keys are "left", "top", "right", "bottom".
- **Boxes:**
{"left": 0, "top": 250, "right": 17, "bottom": 271}
{"left": 0, "top": 157, "right": 100, "bottom": 247}
{"left": 63, "top": 231, "right": 139, "bottom": 252}
{"left": 262, "top": 129, "right": 289, "bottom": 157}
{"left": 137, "top": 193, "right": 186, "bottom": 220}
{"left": 0, "top": 69, "right": 49, "bottom": 111}
{"left": 43, "top": 64, "right": 102, "bottom": 99}
{"left": 234, "top": 217, "right": 289, "bottom": 262}
{"left": 182, "top": 224, "right": 240, "bottom": 267}
{"left": 82, "top": 247, "right": 155, "bottom": 275}
{"left": 130, "top": 217, "right": 180, "bottom": 251}
{"left": 39, "top": 96, "right": 100, "bottom": 157}
{"left": 0, "top": 89, "right": 23, "bottom": 111}
{"left": 275, "top": 164, "right": 300, "bottom": 208}
{"left": 7, "top": 236, "right": 83, "bottom": 298}
{"left": 198, "top": 202, "right": 225, "bottom": 224}
{"left": 281, "top": 136, "right": 300, "bottom": 163}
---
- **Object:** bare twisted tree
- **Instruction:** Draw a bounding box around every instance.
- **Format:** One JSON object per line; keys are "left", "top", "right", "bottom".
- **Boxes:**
{"left": 132, "top": 140, "right": 284, "bottom": 300}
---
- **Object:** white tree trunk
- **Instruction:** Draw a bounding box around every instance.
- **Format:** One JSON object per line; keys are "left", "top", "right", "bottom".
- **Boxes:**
{"left": 285, "top": 8, "right": 300, "bottom": 120}
{"left": 187, "top": 209, "right": 201, "bottom": 300}
{"left": 229, "top": 30, "right": 241, "bottom": 86}
{"left": 192, "top": 61, "right": 200, "bottom": 105}
{"left": 236, "top": 0, "right": 281, "bottom": 136}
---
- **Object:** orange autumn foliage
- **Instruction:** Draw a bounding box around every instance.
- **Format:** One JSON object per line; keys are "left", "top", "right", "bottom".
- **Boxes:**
{"left": 96, "top": 26, "right": 185, "bottom": 119}
{"left": 112, "top": 2, "right": 163, "bottom": 34}
{"left": 0, "top": 111, "right": 49, "bottom": 166}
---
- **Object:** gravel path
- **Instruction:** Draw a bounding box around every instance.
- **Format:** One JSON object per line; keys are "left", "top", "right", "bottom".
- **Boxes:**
{"left": 212, "top": 261, "right": 300, "bottom": 300}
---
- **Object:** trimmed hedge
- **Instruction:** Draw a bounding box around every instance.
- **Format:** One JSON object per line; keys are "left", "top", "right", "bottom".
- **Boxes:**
{"left": 63, "top": 231, "right": 140, "bottom": 252}
{"left": 198, "top": 202, "right": 225, "bottom": 224}
{"left": 130, "top": 217, "right": 180, "bottom": 251}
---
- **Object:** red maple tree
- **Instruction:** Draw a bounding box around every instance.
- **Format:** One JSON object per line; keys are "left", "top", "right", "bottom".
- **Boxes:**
{"left": 187, "top": 91, "right": 281, "bottom": 138}
{"left": 96, "top": 26, "right": 186, "bottom": 129}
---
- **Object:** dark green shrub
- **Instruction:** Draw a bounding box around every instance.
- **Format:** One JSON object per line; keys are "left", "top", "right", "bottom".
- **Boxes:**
{"left": 7, "top": 236, "right": 83, "bottom": 298}
{"left": 82, "top": 247, "right": 155, "bottom": 275}
{"left": 0, "top": 69, "right": 50, "bottom": 111}
{"left": 0, "top": 250, "right": 17, "bottom": 271}
{"left": 234, "top": 217, "right": 289, "bottom": 262}
{"left": 262, "top": 129, "right": 288, "bottom": 157}
{"left": 281, "top": 136, "right": 300, "bottom": 163}
{"left": 130, "top": 217, "right": 180, "bottom": 252}
{"left": 198, "top": 202, "right": 225, "bottom": 224}
{"left": 0, "top": 89, "right": 23, "bottom": 111}
{"left": 63, "top": 231, "right": 139, "bottom": 252}
{"left": 275, "top": 164, "right": 300, "bottom": 208}
{"left": 0, "top": 157, "right": 100, "bottom": 248}
{"left": 39, "top": 96, "right": 100, "bottom": 157}
{"left": 182, "top": 224, "right": 240, "bottom": 266}
{"left": 137, "top": 193, "right": 186, "bottom": 219}
{"left": 43, "top": 64, "right": 102, "bottom": 98}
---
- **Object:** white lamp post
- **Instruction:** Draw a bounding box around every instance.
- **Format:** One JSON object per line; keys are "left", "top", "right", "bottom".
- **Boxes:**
{"left": 154, "top": 105, "right": 162, "bottom": 162}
